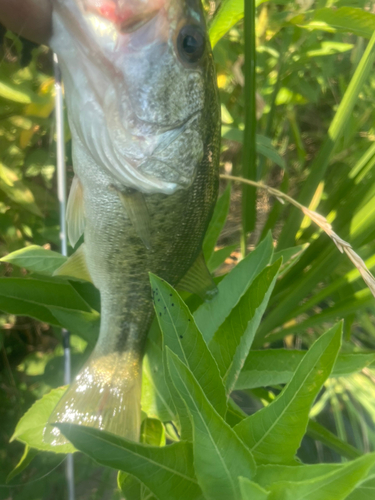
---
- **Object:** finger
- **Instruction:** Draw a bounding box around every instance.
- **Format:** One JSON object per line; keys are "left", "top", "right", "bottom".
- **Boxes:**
{"left": 0, "top": 0, "right": 52, "bottom": 44}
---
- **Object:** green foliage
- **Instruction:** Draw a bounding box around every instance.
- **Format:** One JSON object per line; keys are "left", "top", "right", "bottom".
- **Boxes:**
{"left": 3, "top": 0, "right": 375, "bottom": 498}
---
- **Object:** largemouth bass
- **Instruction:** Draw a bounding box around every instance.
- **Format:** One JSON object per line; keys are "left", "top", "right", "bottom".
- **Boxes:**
{"left": 45, "top": 0, "right": 220, "bottom": 445}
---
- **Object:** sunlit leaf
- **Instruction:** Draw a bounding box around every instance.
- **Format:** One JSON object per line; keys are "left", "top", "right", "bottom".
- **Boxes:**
{"left": 0, "top": 245, "right": 66, "bottom": 275}
{"left": 294, "top": 7, "right": 375, "bottom": 39}
{"left": 11, "top": 387, "right": 75, "bottom": 453}
{"left": 151, "top": 274, "right": 227, "bottom": 416}
{"left": 166, "top": 349, "right": 256, "bottom": 500}
{"left": 0, "top": 164, "right": 43, "bottom": 216}
{"left": 58, "top": 424, "right": 203, "bottom": 500}
{"left": 234, "top": 323, "right": 342, "bottom": 464}
{"left": 209, "top": 259, "right": 281, "bottom": 394}
{"left": 194, "top": 232, "right": 273, "bottom": 343}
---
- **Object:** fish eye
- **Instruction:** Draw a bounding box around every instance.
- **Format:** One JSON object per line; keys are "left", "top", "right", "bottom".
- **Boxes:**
{"left": 177, "top": 25, "right": 206, "bottom": 65}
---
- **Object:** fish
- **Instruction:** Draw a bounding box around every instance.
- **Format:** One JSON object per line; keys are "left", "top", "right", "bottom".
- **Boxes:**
{"left": 44, "top": 0, "right": 220, "bottom": 445}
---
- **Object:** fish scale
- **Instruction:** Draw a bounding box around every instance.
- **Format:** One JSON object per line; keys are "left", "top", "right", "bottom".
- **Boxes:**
{"left": 45, "top": 0, "right": 220, "bottom": 446}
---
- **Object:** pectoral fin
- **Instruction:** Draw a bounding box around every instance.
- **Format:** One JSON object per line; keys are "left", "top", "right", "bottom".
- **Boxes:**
{"left": 53, "top": 244, "right": 92, "bottom": 283}
{"left": 118, "top": 189, "right": 152, "bottom": 250}
{"left": 66, "top": 175, "right": 85, "bottom": 248}
{"left": 177, "top": 252, "right": 218, "bottom": 301}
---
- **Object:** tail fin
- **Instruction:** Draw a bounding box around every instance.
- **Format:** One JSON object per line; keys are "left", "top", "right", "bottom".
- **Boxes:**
{"left": 44, "top": 350, "right": 142, "bottom": 446}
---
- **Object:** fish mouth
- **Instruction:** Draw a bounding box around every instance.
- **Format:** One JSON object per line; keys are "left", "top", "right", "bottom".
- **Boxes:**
{"left": 79, "top": 0, "right": 164, "bottom": 34}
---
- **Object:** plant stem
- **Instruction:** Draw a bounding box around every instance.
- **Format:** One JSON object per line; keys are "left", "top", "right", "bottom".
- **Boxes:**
{"left": 241, "top": 0, "right": 257, "bottom": 257}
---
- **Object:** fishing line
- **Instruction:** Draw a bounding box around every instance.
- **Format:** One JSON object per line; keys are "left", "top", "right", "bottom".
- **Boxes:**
{"left": 53, "top": 52, "right": 76, "bottom": 500}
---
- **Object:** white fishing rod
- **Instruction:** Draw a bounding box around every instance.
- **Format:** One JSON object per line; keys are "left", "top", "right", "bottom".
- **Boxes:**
{"left": 53, "top": 53, "right": 75, "bottom": 500}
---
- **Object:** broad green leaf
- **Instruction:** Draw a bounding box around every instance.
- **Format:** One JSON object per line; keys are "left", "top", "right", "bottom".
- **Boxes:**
{"left": 255, "top": 463, "right": 342, "bottom": 488}
{"left": 194, "top": 232, "right": 273, "bottom": 344}
{"left": 234, "top": 323, "right": 342, "bottom": 464}
{"left": 203, "top": 184, "right": 231, "bottom": 261}
{"left": 271, "top": 245, "right": 305, "bottom": 265}
{"left": 0, "top": 164, "right": 43, "bottom": 216}
{"left": 48, "top": 307, "right": 100, "bottom": 347}
{"left": 268, "top": 454, "right": 375, "bottom": 500}
{"left": 57, "top": 424, "right": 203, "bottom": 500}
{"left": 209, "top": 259, "right": 281, "bottom": 394}
{"left": 166, "top": 349, "right": 256, "bottom": 500}
{"left": 151, "top": 274, "right": 227, "bottom": 417}
{"left": 209, "top": 0, "right": 244, "bottom": 48}
{"left": 140, "top": 418, "right": 165, "bottom": 447}
{"left": 0, "top": 245, "right": 66, "bottom": 275}
{"left": 347, "top": 476, "right": 375, "bottom": 500}
{"left": 236, "top": 350, "right": 375, "bottom": 390}
{"left": 239, "top": 477, "right": 270, "bottom": 500}
{"left": 0, "top": 277, "right": 93, "bottom": 327}
{"left": 6, "top": 445, "right": 39, "bottom": 483}
{"left": 118, "top": 472, "right": 158, "bottom": 500}
{"left": 294, "top": 7, "right": 375, "bottom": 39}
{"left": 142, "top": 329, "right": 176, "bottom": 422}
{"left": 11, "top": 387, "right": 75, "bottom": 453}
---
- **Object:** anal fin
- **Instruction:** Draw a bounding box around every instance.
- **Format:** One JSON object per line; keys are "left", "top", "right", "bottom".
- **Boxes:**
{"left": 66, "top": 175, "right": 85, "bottom": 248}
{"left": 53, "top": 244, "right": 92, "bottom": 283}
{"left": 177, "top": 252, "right": 218, "bottom": 301}
{"left": 117, "top": 189, "right": 152, "bottom": 250}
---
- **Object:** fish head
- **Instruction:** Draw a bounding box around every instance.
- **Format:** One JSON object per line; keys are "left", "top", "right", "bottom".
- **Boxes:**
{"left": 52, "top": 0, "right": 220, "bottom": 193}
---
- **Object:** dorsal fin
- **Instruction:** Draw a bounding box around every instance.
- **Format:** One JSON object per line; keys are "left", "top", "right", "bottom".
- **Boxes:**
{"left": 117, "top": 189, "right": 152, "bottom": 250}
{"left": 177, "top": 252, "right": 218, "bottom": 301}
{"left": 66, "top": 175, "right": 85, "bottom": 248}
{"left": 53, "top": 244, "right": 92, "bottom": 283}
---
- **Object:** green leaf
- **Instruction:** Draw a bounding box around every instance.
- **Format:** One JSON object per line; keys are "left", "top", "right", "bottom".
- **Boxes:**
{"left": 11, "top": 387, "right": 75, "bottom": 453}
{"left": 0, "top": 277, "right": 93, "bottom": 327}
{"left": 194, "top": 232, "right": 274, "bottom": 344}
{"left": 48, "top": 307, "right": 100, "bottom": 347}
{"left": 140, "top": 418, "right": 165, "bottom": 447}
{"left": 347, "top": 476, "right": 375, "bottom": 500}
{"left": 0, "top": 163, "right": 43, "bottom": 216}
{"left": 236, "top": 350, "right": 375, "bottom": 390}
{"left": 166, "top": 348, "right": 256, "bottom": 500}
{"left": 239, "top": 477, "right": 270, "bottom": 500}
{"left": 0, "top": 81, "right": 34, "bottom": 103}
{"left": 234, "top": 323, "right": 343, "bottom": 464}
{"left": 0, "top": 245, "right": 66, "bottom": 275}
{"left": 6, "top": 445, "right": 39, "bottom": 483}
{"left": 209, "top": 259, "right": 281, "bottom": 394}
{"left": 150, "top": 274, "right": 227, "bottom": 417}
{"left": 203, "top": 184, "right": 231, "bottom": 262}
{"left": 295, "top": 7, "right": 375, "bottom": 39}
{"left": 209, "top": 0, "right": 244, "bottom": 48}
{"left": 57, "top": 424, "right": 204, "bottom": 500}
{"left": 255, "top": 463, "right": 342, "bottom": 488}
{"left": 268, "top": 454, "right": 375, "bottom": 500}
{"left": 277, "top": 31, "right": 375, "bottom": 248}
{"left": 142, "top": 328, "right": 177, "bottom": 422}
{"left": 118, "top": 472, "right": 158, "bottom": 500}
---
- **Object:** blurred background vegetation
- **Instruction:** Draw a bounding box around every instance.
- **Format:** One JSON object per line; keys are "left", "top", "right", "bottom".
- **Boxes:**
{"left": 1, "top": 0, "right": 375, "bottom": 498}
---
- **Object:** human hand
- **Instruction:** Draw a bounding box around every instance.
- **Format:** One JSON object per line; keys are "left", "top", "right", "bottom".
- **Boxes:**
{"left": 0, "top": 0, "right": 52, "bottom": 44}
